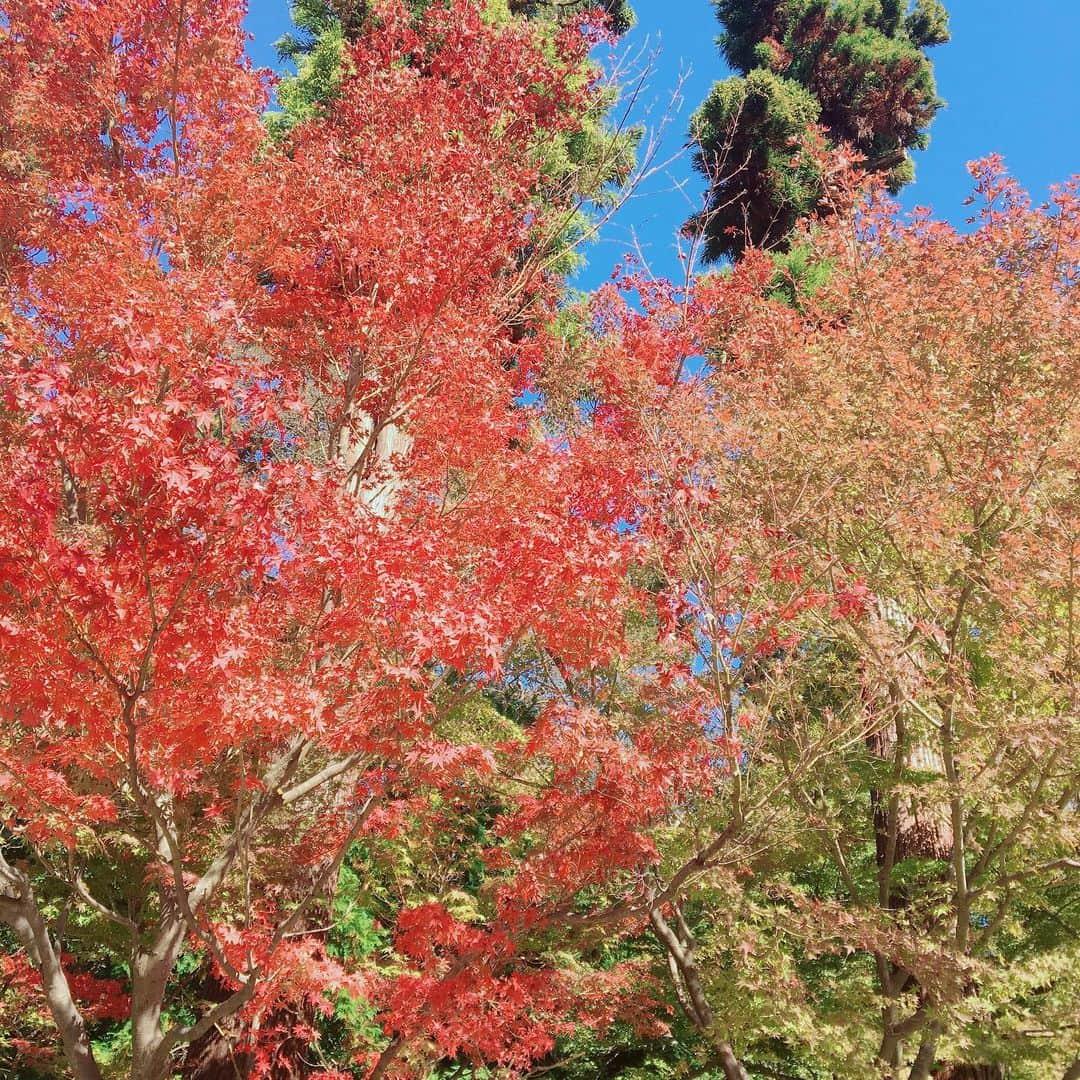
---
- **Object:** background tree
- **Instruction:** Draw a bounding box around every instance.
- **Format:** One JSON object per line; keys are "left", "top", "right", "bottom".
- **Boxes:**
{"left": 591, "top": 160, "right": 1080, "bottom": 1079}
{"left": 690, "top": 0, "right": 950, "bottom": 261}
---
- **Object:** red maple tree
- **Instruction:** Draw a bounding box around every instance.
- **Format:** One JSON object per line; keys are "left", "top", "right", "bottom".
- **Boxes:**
{"left": 0, "top": 2, "right": 693, "bottom": 1076}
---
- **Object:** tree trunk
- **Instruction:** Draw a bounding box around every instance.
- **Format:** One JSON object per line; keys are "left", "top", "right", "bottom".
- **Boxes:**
{"left": 130, "top": 921, "right": 188, "bottom": 1080}
{"left": 877, "top": 1002, "right": 903, "bottom": 1077}
{"left": 909, "top": 1026, "right": 941, "bottom": 1080}
{"left": 864, "top": 602, "right": 953, "bottom": 1078}
{"left": 648, "top": 903, "right": 750, "bottom": 1080}
{"left": 0, "top": 866, "right": 104, "bottom": 1080}
{"left": 715, "top": 1042, "right": 751, "bottom": 1080}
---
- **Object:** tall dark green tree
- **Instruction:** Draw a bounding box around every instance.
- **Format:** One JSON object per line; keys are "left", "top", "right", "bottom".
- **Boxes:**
{"left": 690, "top": 0, "right": 949, "bottom": 262}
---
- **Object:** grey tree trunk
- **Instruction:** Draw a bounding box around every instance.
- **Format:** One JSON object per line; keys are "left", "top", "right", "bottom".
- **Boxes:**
{"left": 130, "top": 921, "right": 188, "bottom": 1080}
{"left": 0, "top": 857, "right": 104, "bottom": 1080}
{"left": 648, "top": 903, "right": 750, "bottom": 1080}
{"left": 908, "top": 1026, "right": 942, "bottom": 1080}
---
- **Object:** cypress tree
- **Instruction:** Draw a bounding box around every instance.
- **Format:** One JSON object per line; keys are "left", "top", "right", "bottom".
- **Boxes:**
{"left": 690, "top": 0, "right": 949, "bottom": 262}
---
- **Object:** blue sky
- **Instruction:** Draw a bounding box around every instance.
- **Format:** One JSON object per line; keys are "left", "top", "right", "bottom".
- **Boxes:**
{"left": 243, "top": 0, "right": 1080, "bottom": 289}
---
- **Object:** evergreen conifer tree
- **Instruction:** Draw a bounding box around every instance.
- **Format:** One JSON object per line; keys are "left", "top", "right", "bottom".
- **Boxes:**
{"left": 691, "top": 0, "right": 949, "bottom": 261}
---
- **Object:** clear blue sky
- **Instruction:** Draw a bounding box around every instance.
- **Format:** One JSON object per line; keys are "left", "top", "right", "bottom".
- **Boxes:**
{"left": 243, "top": 0, "right": 1080, "bottom": 289}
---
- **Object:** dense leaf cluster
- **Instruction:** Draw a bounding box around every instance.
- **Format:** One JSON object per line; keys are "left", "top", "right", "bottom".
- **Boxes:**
{"left": 1, "top": 2, "right": 1077, "bottom": 1080}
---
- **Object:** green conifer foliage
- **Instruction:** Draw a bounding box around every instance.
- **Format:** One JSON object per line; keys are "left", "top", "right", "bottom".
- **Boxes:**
{"left": 691, "top": 0, "right": 949, "bottom": 262}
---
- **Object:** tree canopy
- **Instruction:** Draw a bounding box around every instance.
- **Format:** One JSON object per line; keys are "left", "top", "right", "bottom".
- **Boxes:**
{"left": 691, "top": 0, "right": 950, "bottom": 261}
{"left": 0, "top": 2, "right": 1076, "bottom": 1079}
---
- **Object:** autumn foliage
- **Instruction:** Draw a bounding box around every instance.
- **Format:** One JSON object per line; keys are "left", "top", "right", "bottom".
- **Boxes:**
{"left": 0, "top": 1, "right": 1077, "bottom": 1079}
{"left": 0, "top": 2, "right": 669, "bottom": 1075}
